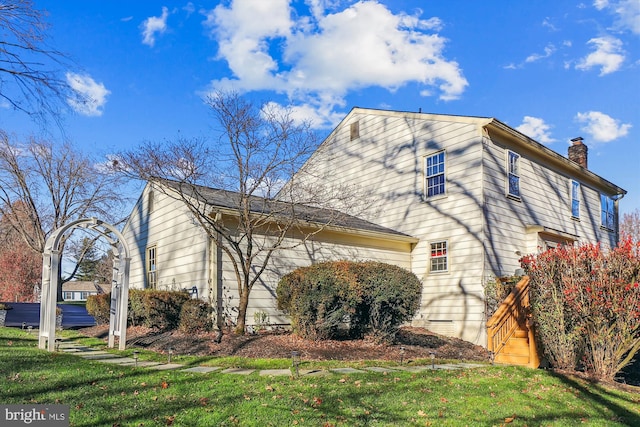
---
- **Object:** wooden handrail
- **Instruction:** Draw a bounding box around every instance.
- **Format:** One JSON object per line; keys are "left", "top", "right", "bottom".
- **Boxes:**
{"left": 486, "top": 276, "right": 530, "bottom": 355}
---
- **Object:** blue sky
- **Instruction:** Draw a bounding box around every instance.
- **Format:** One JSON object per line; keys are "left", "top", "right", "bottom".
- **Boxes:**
{"left": 2, "top": 0, "right": 639, "bottom": 215}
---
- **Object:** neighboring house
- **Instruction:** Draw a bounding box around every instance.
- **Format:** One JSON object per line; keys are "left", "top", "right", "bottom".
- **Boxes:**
{"left": 122, "top": 108, "right": 626, "bottom": 347}
{"left": 62, "top": 281, "right": 111, "bottom": 302}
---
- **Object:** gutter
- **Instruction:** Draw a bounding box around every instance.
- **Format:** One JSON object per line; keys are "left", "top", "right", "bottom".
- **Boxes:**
{"left": 485, "top": 119, "right": 627, "bottom": 197}
{"left": 210, "top": 207, "right": 419, "bottom": 244}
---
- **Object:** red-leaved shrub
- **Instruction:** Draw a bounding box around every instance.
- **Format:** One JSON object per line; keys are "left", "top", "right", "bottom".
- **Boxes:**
{"left": 522, "top": 238, "right": 640, "bottom": 380}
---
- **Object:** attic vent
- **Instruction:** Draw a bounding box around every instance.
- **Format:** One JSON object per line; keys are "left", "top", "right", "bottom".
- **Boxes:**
{"left": 350, "top": 121, "right": 360, "bottom": 141}
{"left": 148, "top": 190, "right": 155, "bottom": 213}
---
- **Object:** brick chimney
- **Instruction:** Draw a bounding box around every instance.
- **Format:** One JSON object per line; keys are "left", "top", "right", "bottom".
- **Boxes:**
{"left": 568, "top": 137, "right": 588, "bottom": 169}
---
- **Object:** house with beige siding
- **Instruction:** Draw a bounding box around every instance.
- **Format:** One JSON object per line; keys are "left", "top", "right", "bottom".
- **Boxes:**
{"left": 122, "top": 107, "right": 626, "bottom": 348}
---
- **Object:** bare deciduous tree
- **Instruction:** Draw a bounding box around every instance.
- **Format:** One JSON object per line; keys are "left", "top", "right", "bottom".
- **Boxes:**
{"left": 0, "top": 131, "right": 127, "bottom": 300}
{"left": 621, "top": 208, "right": 640, "bottom": 244}
{"left": 0, "top": 0, "right": 77, "bottom": 123}
{"left": 114, "top": 92, "right": 372, "bottom": 335}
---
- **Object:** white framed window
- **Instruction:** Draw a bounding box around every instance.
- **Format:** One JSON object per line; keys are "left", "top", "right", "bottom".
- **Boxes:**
{"left": 571, "top": 180, "right": 580, "bottom": 219}
{"left": 425, "top": 151, "right": 446, "bottom": 198}
{"left": 63, "top": 292, "right": 73, "bottom": 300}
{"left": 146, "top": 245, "right": 157, "bottom": 289}
{"left": 507, "top": 150, "right": 520, "bottom": 198}
{"left": 600, "top": 194, "right": 614, "bottom": 230}
{"left": 430, "top": 240, "right": 448, "bottom": 273}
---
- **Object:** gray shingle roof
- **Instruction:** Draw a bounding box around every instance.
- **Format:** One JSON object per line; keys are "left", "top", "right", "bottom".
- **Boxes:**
{"left": 159, "top": 179, "right": 414, "bottom": 240}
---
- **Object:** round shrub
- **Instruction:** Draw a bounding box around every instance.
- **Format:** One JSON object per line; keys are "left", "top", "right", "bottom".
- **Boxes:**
{"left": 356, "top": 262, "right": 423, "bottom": 343}
{"left": 179, "top": 299, "right": 213, "bottom": 333}
{"left": 277, "top": 261, "right": 421, "bottom": 342}
{"left": 277, "top": 261, "right": 360, "bottom": 340}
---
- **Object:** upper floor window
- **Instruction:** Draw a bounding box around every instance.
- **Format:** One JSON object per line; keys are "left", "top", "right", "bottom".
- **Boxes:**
{"left": 425, "top": 151, "right": 446, "bottom": 198}
{"left": 600, "top": 194, "right": 615, "bottom": 230}
{"left": 146, "top": 245, "right": 157, "bottom": 289}
{"left": 571, "top": 180, "right": 580, "bottom": 219}
{"left": 507, "top": 151, "right": 520, "bottom": 198}
{"left": 430, "top": 240, "right": 448, "bottom": 273}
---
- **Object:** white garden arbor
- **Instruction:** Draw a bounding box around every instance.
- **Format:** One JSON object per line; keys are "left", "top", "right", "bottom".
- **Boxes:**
{"left": 39, "top": 218, "right": 131, "bottom": 351}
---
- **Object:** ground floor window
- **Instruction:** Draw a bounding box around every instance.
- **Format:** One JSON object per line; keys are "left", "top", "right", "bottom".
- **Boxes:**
{"left": 146, "top": 245, "right": 157, "bottom": 289}
{"left": 430, "top": 241, "right": 448, "bottom": 272}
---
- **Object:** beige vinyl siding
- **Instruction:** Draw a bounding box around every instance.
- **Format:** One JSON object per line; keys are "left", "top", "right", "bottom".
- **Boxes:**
{"left": 481, "top": 134, "right": 618, "bottom": 279}
{"left": 214, "top": 230, "right": 413, "bottom": 328}
{"left": 123, "top": 185, "right": 209, "bottom": 295}
{"left": 294, "top": 110, "right": 488, "bottom": 344}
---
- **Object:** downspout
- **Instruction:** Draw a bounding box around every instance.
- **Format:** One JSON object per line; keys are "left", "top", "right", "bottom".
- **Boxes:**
{"left": 479, "top": 124, "right": 489, "bottom": 346}
{"left": 613, "top": 193, "right": 625, "bottom": 245}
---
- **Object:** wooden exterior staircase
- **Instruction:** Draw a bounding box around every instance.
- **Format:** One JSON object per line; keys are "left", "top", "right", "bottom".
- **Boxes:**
{"left": 486, "top": 276, "right": 540, "bottom": 368}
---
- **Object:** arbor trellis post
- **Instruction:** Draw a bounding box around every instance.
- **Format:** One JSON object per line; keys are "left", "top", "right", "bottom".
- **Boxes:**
{"left": 39, "top": 218, "right": 131, "bottom": 351}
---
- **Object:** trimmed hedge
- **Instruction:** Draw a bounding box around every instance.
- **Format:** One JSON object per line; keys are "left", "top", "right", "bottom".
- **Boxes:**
{"left": 141, "top": 290, "right": 191, "bottom": 331}
{"left": 179, "top": 299, "right": 214, "bottom": 333}
{"left": 87, "top": 289, "right": 196, "bottom": 331}
{"left": 277, "top": 261, "right": 421, "bottom": 343}
{"left": 86, "top": 293, "right": 110, "bottom": 325}
{"left": 127, "top": 289, "right": 146, "bottom": 327}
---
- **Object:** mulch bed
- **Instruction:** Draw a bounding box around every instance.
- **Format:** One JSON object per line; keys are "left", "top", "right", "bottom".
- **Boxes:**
{"left": 78, "top": 325, "right": 490, "bottom": 362}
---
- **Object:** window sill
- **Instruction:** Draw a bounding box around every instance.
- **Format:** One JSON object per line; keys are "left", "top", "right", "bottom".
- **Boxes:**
{"left": 506, "top": 194, "right": 521, "bottom": 202}
{"left": 423, "top": 194, "right": 448, "bottom": 202}
{"left": 571, "top": 216, "right": 580, "bottom": 222}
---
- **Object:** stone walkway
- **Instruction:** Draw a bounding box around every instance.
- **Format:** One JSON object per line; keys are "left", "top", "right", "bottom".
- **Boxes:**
{"left": 57, "top": 340, "right": 485, "bottom": 377}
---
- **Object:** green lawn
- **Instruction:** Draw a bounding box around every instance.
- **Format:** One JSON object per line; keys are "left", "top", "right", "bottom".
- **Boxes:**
{"left": 1, "top": 328, "right": 638, "bottom": 426}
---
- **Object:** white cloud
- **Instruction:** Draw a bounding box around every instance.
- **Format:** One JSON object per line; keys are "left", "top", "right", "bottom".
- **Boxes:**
{"left": 576, "top": 36, "right": 625, "bottom": 75}
{"left": 594, "top": 0, "right": 640, "bottom": 34}
{"left": 183, "top": 2, "right": 195, "bottom": 16}
{"left": 542, "top": 17, "right": 558, "bottom": 31}
{"left": 516, "top": 116, "right": 556, "bottom": 144}
{"left": 593, "top": 0, "right": 609, "bottom": 10}
{"left": 141, "top": 6, "right": 170, "bottom": 47}
{"left": 65, "top": 72, "right": 110, "bottom": 117}
{"left": 525, "top": 44, "right": 557, "bottom": 63}
{"left": 203, "top": 0, "right": 467, "bottom": 127}
{"left": 575, "top": 111, "right": 631, "bottom": 142}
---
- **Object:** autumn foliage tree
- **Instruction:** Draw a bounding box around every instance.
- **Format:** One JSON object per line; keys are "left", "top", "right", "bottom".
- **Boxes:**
{"left": 0, "top": 203, "right": 40, "bottom": 302}
{"left": 0, "top": 239, "right": 40, "bottom": 302}
{"left": 522, "top": 238, "right": 640, "bottom": 380}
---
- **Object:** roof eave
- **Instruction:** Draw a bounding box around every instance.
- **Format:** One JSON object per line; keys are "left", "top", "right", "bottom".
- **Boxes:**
{"left": 211, "top": 207, "right": 417, "bottom": 243}
{"left": 486, "top": 119, "right": 626, "bottom": 196}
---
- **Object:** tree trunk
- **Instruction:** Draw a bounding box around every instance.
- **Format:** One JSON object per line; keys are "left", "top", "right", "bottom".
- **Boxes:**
{"left": 234, "top": 289, "right": 250, "bottom": 335}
